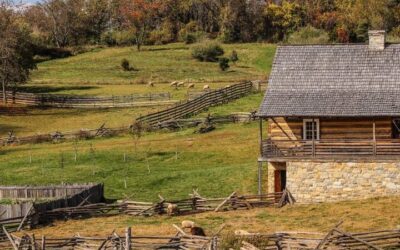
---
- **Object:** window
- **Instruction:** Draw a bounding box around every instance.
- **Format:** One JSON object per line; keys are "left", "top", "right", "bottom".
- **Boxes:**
{"left": 303, "top": 119, "right": 320, "bottom": 140}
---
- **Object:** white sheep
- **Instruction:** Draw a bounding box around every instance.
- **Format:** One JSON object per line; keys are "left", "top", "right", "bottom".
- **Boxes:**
{"left": 181, "top": 220, "right": 195, "bottom": 229}
{"left": 167, "top": 203, "right": 179, "bottom": 216}
{"left": 148, "top": 81, "right": 154, "bottom": 87}
{"left": 234, "top": 229, "right": 251, "bottom": 236}
{"left": 203, "top": 85, "right": 210, "bottom": 90}
{"left": 177, "top": 82, "right": 185, "bottom": 87}
{"left": 225, "top": 85, "right": 231, "bottom": 88}
{"left": 170, "top": 81, "right": 178, "bottom": 87}
{"left": 187, "top": 83, "right": 195, "bottom": 89}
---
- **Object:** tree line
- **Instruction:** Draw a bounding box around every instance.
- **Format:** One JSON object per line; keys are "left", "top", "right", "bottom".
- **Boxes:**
{"left": 15, "top": 0, "right": 400, "bottom": 49}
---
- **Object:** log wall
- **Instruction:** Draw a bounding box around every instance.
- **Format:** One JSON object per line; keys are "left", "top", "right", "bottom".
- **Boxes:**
{"left": 268, "top": 117, "right": 392, "bottom": 140}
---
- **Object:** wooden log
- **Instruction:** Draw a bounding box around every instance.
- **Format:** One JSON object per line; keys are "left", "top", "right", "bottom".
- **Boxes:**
{"left": 214, "top": 191, "right": 237, "bottom": 212}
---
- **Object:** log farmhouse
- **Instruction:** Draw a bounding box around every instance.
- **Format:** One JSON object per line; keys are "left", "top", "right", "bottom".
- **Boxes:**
{"left": 257, "top": 30, "right": 400, "bottom": 203}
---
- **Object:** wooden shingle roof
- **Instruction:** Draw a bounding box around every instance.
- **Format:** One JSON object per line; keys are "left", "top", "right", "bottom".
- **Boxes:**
{"left": 258, "top": 44, "right": 400, "bottom": 117}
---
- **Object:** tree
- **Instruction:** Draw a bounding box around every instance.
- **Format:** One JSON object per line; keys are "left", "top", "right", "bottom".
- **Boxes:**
{"left": 230, "top": 50, "right": 239, "bottom": 65}
{"left": 120, "top": 0, "right": 162, "bottom": 51}
{"left": 0, "top": 1, "right": 36, "bottom": 104}
{"left": 219, "top": 57, "right": 230, "bottom": 71}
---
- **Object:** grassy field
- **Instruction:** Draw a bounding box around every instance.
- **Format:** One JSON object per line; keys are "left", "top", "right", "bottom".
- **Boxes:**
{"left": 0, "top": 42, "right": 273, "bottom": 136}
{"left": 29, "top": 43, "right": 275, "bottom": 91}
{"left": 0, "top": 122, "right": 259, "bottom": 200}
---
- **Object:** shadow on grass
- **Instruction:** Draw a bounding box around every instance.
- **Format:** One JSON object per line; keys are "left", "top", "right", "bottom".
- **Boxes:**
{"left": 15, "top": 85, "right": 98, "bottom": 94}
{"left": 145, "top": 46, "right": 188, "bottom": 52}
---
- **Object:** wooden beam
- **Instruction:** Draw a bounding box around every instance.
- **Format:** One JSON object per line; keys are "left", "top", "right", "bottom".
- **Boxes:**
{"left": 257, "top": 161, "right": 263, "bottom": 196}
{"left": 2, "top": 226, "right": 18, "bottom": 250}
{"left": 214, "top": 191, "right": 236, "bottom": 212}
{"left": 17, "top": 203, "right": 34, "bottom": 232}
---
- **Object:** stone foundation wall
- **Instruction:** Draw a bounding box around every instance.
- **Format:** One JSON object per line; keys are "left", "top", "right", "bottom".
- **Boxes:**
{"left": 285, "top": 162, "right": 400, "bottom": 203}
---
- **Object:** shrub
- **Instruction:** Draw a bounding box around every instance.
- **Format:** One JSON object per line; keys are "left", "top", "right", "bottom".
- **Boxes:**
{"left": 230, "top": 50, "right": 239, "bottom": 64}
{"left": 101, "top": 31, "right": 117, "bottom": 46}
{"left": 148, "top": 22, "right": 174, "bottom": 45}
{"left": 183, "top": 33, "right": 197, "bottom": 44}
{"left": 388, "top": 27, "right": 400, "bottom": 43}
{"left": 121, "top": 59, "right": 133, "bottom": 71}
{"left": 287, "top": 26, "right": 330, "bottom": 45}
{"left": 101, "top": 30, "right": 135, "bottom": 46}
{"left": 219, "top": 57, "right": 230, "bottom": 71}
{"left": 191, "top": 41, "right": 224, "bottom": 62}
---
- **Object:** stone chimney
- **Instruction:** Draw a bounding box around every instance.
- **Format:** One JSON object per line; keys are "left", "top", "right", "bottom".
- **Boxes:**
{"left": 368, "top": 30, "right": 386, "bottom": 51}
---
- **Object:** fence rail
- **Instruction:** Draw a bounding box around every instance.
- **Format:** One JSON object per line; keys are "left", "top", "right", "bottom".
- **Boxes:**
{"left": 2, "top": 226, "right": 219, "bottom": 250}
{"left": 4, "top": 91, "right": 175, "bottom": 108}
{"left": 137, "top": 81, "right": 254, "bottom": 127}
{"left": 262, "top": 138, "right": 400, "bottom": 160}
{"left": 238, "top": 225, "right": 400, "bottom": 250}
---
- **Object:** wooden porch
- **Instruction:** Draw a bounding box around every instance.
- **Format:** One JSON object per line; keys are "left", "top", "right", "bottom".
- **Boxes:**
{"left": 261, "top": 138, "right": 400, "bottom": 160}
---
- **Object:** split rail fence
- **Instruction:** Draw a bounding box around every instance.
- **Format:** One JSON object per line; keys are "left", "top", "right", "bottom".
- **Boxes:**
{"left": 21, "top": 190, "right": 292, "bottom": 222}
{"left": 1, "top": 82, "right": 257, "bottom": 147}
{"left": 238, "top": 223, "right": 400, "bottom": 250}
{"left": 0, "top": 112, "right": 254, "bottom": 146}
{"left": 4, "top": 91, "right": 176, "bottom": 108}
{"left": 136, "top": 81, "right": 254, "bottom": 127}
{"left": 2, "top": 225, "right": 219, "bottom": 250}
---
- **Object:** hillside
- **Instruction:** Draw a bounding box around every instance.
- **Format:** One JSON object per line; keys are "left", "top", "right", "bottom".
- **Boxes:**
{"left": 0, "top": 43, "right": 274, "bottom": 137}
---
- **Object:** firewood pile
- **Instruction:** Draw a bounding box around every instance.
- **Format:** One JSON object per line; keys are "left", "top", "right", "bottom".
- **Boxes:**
{"left": 238, "top": 222, "right": 400, "bottom": 250}
{"left": 2, "top": 225, "right": 219, "bottom": 250}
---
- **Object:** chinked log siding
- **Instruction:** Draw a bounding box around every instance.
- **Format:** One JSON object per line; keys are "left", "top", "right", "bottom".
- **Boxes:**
{"left": 268, "top": 118, "right": 392, "bottom": 141}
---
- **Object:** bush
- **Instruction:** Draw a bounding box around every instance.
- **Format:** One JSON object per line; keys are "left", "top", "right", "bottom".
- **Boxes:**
{"left": 287, "top": 26, "right": 330, "bottom": 45}
{"left": 230, "top": 50, "right": 239, "bottom": 64}
{"left": 219, "top": 57, "right": 230, "bottom": 71}
{"left": 121, "top": 59, "right": 134, "bottom": 71}
{"left": 101, "top": 31, "right": 117, "bottom": 46}
{"left": 101, "top": 30, "right": 135, "bottom": 46}
{"left": 148, "top": 22, "right": 174, "bottom": 45}
{"left": 183, "top": 33, "right": 197, "bottom": 44}
{"left": 191, "top": 41, "right": 224, "bottom": 62}
{"left": 388, "top": 26, "right": 400, "bottom": 43}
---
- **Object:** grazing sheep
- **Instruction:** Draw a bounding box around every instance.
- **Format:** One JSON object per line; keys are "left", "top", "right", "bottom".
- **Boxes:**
{"left": 177, "top": 82, "right": 185, "bottom": 87}
{"left": 170, "top": 81, "right": 178, "bottom": 87}
{"left": 225, "top": 85, "right": 231, "bottom": 88}
{"left": 187, "top": 83, "right": 195, "bottom": 89}
{"left": 234, "top": 230, "right": 251, "bottom": 236}
{"left": 203, "top": 85, "right": 210, "bottom": 90}
{"left": 148, "top": 81, "right": 154, "bottom": 87}
{"left": 167, "top": 203, "right": 180, "bottom": 216}
{"left": 191, "top": 227, "right": 206, "bottom": 236}
{"left": 181, "top": 220, "right": 195, "bottom": 229}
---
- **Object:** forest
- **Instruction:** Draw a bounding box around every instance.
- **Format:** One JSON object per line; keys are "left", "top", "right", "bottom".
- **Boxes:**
{"left": 9, "top": 0, "right": 400, "bottom": 49}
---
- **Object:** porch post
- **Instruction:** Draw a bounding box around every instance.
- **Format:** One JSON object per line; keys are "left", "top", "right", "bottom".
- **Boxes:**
{"left": 259, "top": 118, "right": 263, "bottom": 156}
{"left": 258, "top": 160, "right": 263, "bottom": 195}
{"left": 373, "top": 120, "right": 376, "bottom": 156}
{"left": 312, "top": 118, "right": 315, "bottom": 158}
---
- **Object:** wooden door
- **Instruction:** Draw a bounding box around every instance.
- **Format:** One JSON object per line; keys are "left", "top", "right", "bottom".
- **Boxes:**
{"left": 274, "top": 170, "right": 287, "bottom": 193}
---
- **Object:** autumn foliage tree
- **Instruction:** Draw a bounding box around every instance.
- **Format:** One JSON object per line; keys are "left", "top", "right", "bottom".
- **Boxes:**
{"left": 0, "top": 1, "right": 36, "bottom": 104}
{"left": 120, "top": 0, "right": 162, "bottom": 51}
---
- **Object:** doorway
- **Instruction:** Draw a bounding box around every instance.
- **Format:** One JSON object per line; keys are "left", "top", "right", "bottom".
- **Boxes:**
{"left": 274, "top": 170, "right": 287, "bottom": 193}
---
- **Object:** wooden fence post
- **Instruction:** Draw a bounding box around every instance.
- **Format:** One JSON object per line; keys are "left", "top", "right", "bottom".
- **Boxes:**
{"left": 125, "top": 227, "right": 131, "bottom": 250}
{"left": 41, "top": 235, "right": 46, "bottom": 250}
